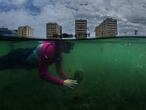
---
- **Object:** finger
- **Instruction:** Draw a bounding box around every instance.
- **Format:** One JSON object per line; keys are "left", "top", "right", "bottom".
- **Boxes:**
{"left": 70, "top": 79, "right": 77, "bottom": 81}
{"left": 68, "top": 86, "right": 74, "bottom": 89}
{"left": 74, "top": 80, "right": 77, "bottom": 82}
{"left": 71, "top": 80, "right": 77, "bottom": 83}
{"left": 71, "top": 82, "right": 78, "bottom": 85}
{"left": 71, "top": 83, "right": 78, "bottom": 87}
{"left": 74, "top": 82, "right": 78, "bottom": 85}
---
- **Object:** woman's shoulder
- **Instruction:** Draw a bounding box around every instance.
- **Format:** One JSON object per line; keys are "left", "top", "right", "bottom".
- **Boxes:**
{"left": 38, "top": 41, "right": 55, "bottom": 48}
{"left": 42, "top": 41, "right": 55, "bottom": 46}
{"left": 40, "top": 41, "right": 56, "bottom": 54}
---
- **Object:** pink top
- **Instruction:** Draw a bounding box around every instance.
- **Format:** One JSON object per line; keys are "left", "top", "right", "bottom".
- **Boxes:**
{"left": 38, "top": 41, "right": 67, "bottom": 85}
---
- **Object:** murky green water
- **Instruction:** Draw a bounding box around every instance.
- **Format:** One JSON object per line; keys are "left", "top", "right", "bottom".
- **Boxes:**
{"left": 1, "top": 37, "right": 146, "bottom": 110}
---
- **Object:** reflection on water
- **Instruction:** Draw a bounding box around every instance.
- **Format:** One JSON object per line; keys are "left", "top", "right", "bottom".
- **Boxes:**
{"left": 0, "top": 38, "right": 146, "bottom": 110}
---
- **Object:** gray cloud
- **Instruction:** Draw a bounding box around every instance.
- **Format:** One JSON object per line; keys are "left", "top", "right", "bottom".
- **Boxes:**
{"left": 0, "top": 0, "right": 146, "bottom": 38}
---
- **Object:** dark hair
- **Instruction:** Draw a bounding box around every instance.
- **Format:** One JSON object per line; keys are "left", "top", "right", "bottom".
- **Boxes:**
{"left": 54, "top": 41, "right": 74, "bottom": 62}
{"left": 55, "top": 41, "right": 74, "bottom": 51}
{"left": 63, "top": 41, "right": 74, "bottom": 50}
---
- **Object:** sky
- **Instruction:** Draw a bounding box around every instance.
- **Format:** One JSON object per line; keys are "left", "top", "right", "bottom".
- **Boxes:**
{"left": 0, "top": 0, "right": 146, "bottom": 38}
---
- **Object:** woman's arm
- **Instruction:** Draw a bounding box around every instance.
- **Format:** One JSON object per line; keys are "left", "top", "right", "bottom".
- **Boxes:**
{"left": 39, "top": 62, "right": 78, "bottom": 89}
{"left": 39, "top": 62, "right": 64, "bottom": 85}
{"left": 55, "top": 54, "right": 68, "bottom": 79}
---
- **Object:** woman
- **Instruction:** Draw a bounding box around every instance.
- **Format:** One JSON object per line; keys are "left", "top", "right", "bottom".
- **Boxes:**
{"left": 0, "top": 41, "right": 78, "bottom": 89}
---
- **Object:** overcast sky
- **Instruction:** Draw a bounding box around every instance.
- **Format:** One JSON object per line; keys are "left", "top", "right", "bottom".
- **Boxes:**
{"left": 0, "top": 0, "right": 146, "bottom": 38}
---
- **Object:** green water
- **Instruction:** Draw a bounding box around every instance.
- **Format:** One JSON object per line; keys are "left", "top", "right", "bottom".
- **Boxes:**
{"left": 1, "top": 38, "right": 146, "bottom": 110}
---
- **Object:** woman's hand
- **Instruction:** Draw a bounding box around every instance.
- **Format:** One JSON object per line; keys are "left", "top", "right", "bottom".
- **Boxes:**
{"left": 63, "top": 79, "right": 78, "bottom": 89}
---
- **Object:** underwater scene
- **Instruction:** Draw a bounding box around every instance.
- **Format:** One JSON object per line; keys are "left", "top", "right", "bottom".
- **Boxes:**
{"left": 0, "top": 37, "right": 146, "bottom": 110}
